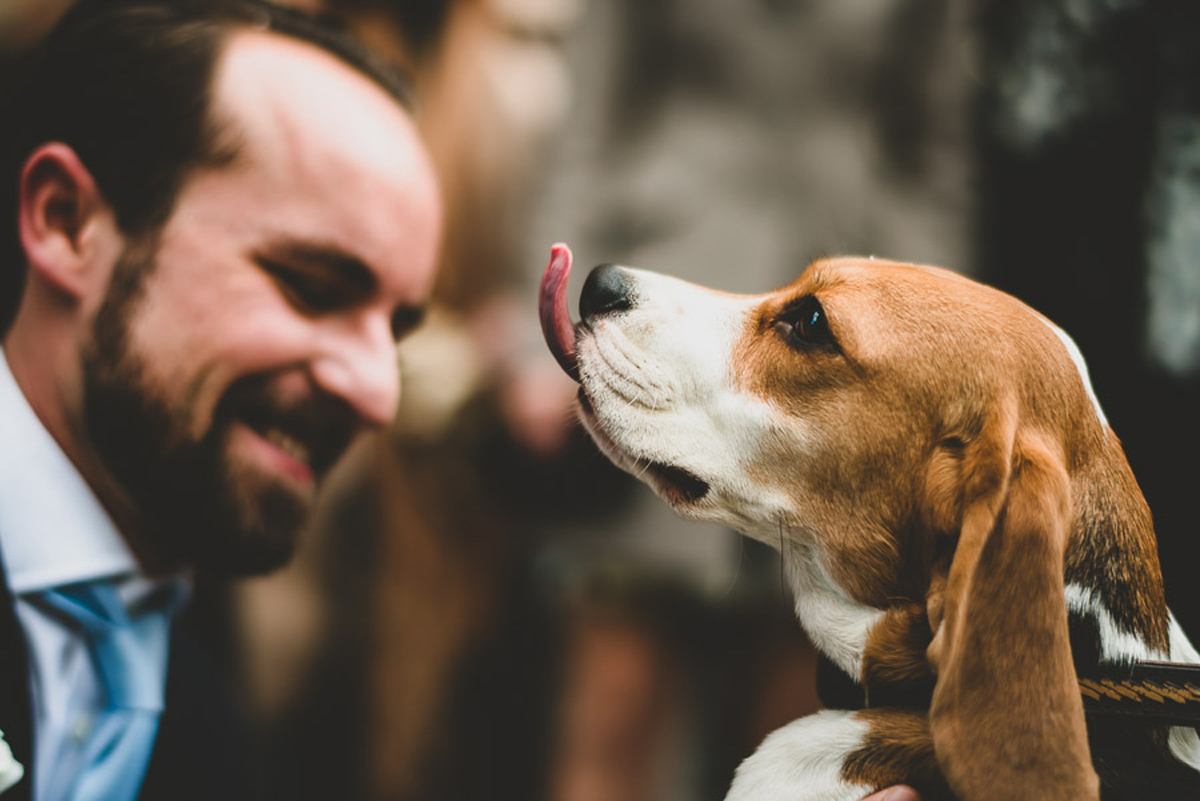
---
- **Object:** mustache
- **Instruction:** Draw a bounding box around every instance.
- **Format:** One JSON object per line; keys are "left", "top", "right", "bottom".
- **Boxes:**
{"left": 215, "top": 375, "right": 361, "bottom": 478}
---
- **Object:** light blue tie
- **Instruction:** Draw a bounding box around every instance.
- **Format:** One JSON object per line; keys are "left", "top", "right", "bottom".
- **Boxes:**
{"left": 38, "top": 581, "right": 174, "bottom": 801}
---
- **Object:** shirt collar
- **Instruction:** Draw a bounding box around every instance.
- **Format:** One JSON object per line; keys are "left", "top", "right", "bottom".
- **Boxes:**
{"left": 0, "top": 348, "right": 139, "bottom": 593}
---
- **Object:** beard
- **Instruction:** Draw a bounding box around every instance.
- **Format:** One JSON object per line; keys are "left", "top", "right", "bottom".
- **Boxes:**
{"left": 80, "top": 242, "right": 342, "bottom": 576}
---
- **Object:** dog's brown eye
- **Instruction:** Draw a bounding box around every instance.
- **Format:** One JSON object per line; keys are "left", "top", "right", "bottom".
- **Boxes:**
{"left": 776, "top": 296, "right": 835, "bottom": 349}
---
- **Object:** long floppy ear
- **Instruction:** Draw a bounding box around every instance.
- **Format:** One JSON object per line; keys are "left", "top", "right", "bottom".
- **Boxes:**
{"left": 927, "top": 405, "right": 1099, "bottom": 801}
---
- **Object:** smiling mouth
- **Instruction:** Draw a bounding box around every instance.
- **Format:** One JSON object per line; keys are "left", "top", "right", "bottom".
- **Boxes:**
{"left": 262, "top": 427, "right": 312, "bottom": 469}
{"left": 576, "top": 390, "right": 710, "bottom": 505}
{"left": 235, "top": 404, "right": 351, "bottom": 483}
{"left": 237, "top": 421, "right": 316, "bottom": 484}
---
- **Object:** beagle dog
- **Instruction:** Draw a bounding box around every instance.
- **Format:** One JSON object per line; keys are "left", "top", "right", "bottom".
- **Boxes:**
{"left": 538, "top": 245, "right": 1200, "bottom": 801}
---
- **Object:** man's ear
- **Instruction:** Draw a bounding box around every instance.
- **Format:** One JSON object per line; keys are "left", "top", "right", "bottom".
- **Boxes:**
{"left": 926, "top": 402, "right": 1099, "bottom": 801}
{"left": 17, "top": 142, "right": 122, "bottom": 301}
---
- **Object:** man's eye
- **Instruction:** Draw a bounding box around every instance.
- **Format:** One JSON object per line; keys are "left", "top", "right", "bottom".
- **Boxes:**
{"left": 262, "top": 260, "right": 346, "bottom": 312}
{"left": 390, "top": 306, "right": 426, "bottom": 342}
{"left": 774, "top": 296, "right": 836, "bottom": 350}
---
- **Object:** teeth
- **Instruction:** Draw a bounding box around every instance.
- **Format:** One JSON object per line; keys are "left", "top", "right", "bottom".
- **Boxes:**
{"left": 264, "top": 428, "right": 311, "bottom": 466}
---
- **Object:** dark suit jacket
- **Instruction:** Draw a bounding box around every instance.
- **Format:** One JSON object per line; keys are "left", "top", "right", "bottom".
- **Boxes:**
{"left": 0, "top": 553, "right": 260, "bottom": 801}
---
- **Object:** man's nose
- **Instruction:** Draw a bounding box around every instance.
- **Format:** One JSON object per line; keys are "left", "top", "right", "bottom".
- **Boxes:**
{"left": 309, "top": 314, "right": 400, "bottom": 428}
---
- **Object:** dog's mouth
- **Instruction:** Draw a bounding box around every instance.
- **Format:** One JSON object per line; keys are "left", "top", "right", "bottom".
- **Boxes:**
{"left": 645, "top": 462, "right": 710, "bottom": 505}
{"left": 576, "top": 390, "right": 710, "bottom": 505}
{"left": 543, "top": 245, "right": 709, "bottom": 506}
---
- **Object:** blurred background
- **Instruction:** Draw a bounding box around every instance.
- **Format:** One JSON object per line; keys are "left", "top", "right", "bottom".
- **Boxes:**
{"left": 2, "top": 0, "right": 1197, "bottom": 799}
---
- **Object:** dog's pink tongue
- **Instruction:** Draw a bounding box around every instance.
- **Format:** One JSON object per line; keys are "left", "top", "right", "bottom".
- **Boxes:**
{"left": 539, "top": 243, "right": 580, "bottom": 381}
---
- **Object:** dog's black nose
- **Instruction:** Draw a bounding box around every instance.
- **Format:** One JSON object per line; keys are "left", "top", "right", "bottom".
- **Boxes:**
{"left": 580, "top": 263, "right": 635, "bottom": 319}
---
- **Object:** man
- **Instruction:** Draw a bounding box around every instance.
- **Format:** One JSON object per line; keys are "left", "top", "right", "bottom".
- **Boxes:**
{"left": 0, "top": 1, "right": 442, "bottom": 799}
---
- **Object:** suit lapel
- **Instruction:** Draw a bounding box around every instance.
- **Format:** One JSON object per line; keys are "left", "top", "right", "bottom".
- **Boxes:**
{"left": 0, "top": 557, "right": 257, "bottom": 801}
{"left": 137, "top": 586, "right": 259, "bottom": 801}
{"left": 0, "top": 553, "right": 34, "bottom": 801}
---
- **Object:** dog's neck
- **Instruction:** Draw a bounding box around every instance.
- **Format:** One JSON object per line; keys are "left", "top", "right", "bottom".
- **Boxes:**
{"left": 781, "top": 539, "right": 884, "bottom": 679}
{"left": 776, "top": 438, "right": 1179, "bottom": 684}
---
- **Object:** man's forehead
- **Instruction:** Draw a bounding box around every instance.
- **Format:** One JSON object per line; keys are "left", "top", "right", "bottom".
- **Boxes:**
{"left": 211, "top": 29, "right": 416, "bottom": 171}
{"left": 194, "top": 28, "right": 443, "bottom": 305}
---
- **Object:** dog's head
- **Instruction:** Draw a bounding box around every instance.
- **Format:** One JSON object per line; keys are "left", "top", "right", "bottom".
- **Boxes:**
{"left": 540, "top": 245, "right": 1133, "bottom": 799}
{"left": 543, "top": 248, "right": 1110, "bottom": 582}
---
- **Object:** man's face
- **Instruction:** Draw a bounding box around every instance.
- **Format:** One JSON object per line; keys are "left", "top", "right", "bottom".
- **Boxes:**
{"left": 79, "top": 30, "right": 442, "bottom": 575}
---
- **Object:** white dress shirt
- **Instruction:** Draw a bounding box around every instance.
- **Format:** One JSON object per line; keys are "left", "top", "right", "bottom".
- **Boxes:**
{"left": 0, "top": 349, "right": 183, "bottom": 801}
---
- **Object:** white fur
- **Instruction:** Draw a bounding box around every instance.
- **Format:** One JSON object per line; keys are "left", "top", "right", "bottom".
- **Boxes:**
{"left": 725, "top": 710, "right": 874, "bottom": 801}
{"left": 1041, "top": 318, "right": 1109, "bottom": 428}
{"left": 1064, "top": 587, "right": 1200, "bottom": 771}
{"left": 1169, "top": 611, "right": 1200, "bottom": 664}
{"left": 1063, "top": 583, "right": 1167, "bottom": 663}
{"left": 786, "top": 541, "right": 883, "bottom": 679}
{"left": 576, "top": 268, "right": 802, "bottom": 538}
{"left": 1170, "top": 727, "right": 1200, "bottom": 773}
{"left": 1164, "top": 612, "right": 1200, "bottom": 770}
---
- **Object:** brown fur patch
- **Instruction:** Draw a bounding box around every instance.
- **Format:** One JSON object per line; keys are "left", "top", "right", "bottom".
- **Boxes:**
{"left": 1065, "top": 441, "right": 1169, "bottom": 652}
{"left": 840, "top": 709, "right": 954, "bottom": 800}
{"left": 860, "top": 603, "right": 935, "bottom": 696}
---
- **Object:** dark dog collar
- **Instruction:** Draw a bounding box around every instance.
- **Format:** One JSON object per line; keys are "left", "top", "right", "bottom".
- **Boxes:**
{"left": 1081, "top": 661, "right": 1200, "bottom": 725}
{"left": 818, "top": 654, "right": 1200, "bottom": 726}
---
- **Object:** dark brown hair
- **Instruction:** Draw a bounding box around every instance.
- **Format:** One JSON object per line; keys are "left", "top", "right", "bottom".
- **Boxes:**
{"left": 0, "top": 0, "right": 412, "bottom": 333}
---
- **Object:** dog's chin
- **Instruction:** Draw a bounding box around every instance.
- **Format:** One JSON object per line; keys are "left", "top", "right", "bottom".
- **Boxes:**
{"left": 576, "top": 390, "right": 710, "bottom": 507}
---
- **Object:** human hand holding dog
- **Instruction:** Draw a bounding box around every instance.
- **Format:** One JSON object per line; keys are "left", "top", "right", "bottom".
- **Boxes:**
{"left": 863, "top": 787, "right": 919, "bottom": 801}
